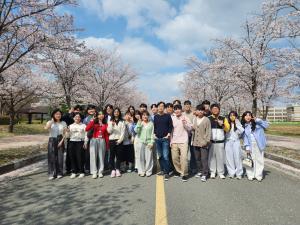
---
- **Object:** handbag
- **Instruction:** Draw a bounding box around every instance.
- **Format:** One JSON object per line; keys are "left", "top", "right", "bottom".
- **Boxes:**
{"left": 242, "top": 152, "right": 254, "bottom": 168}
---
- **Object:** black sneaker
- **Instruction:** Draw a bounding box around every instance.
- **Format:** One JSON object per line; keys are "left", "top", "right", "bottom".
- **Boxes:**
{"left": 182, "top": 176, "right": 188, "bottom": 182}
{"left": 156, "top": 171, "right": 164, "bottom": 176}
{"left": 173, "top": 171, "right": 180, "bottom": 178}
{"left": 164, "top": 174, "right": 170, "bottom": 181}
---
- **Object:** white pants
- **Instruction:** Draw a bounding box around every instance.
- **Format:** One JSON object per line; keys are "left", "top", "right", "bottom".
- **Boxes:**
{"left": 209, "top": 143, "right": 225, "bottom": 175}
{"left": 138, "top": 143, "right": 153, "bottom": 176}
{"left": 90, "top": 138, "right": 106, "bottom": 175}
{"left": 134, "top": 137, "right": 142, "bottom": 170}
{"left": 225, "top": 140, "right": 243, "bottom": 176}
{"left": 246, "top": 140, "right": 264, "bottom": 180}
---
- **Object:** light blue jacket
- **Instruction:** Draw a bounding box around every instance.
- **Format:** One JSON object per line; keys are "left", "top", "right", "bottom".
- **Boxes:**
{"left": 243, "top": 119, "right": 269, "bottom": 152}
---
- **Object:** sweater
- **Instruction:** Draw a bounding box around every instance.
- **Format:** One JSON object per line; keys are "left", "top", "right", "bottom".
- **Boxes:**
{"left": 69, "top": 123, "right": 87, "bottom": 142}
{"left": 134, "top": 121, "right": 155, "bottom": 145}
{"left": 192, "top": 116, "right": 211, "bottom": 147}
{"left": 107, "top": 120, "right": 126, "bottom": 143}
{"left": 171, "top": 114, "right": 192, "bottom": 144}
{"left": 154, "top": 113, "right": 173, "bottom": 138}
{"left": 85, "top": 120, "right": 109, "bottom": 149}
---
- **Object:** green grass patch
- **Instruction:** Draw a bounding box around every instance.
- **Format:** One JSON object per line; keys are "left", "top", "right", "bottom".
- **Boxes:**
{"left": 0, "top": 123, "right": 48, "bottom": 138}
{"left": 266, "top": 122, "right": 300, "bottom": 137}
{"left": 0, "top": 144, "right": 47, "bottom": 166}
{"left": 266, "top": 146, "right": 300, "bottom": 161}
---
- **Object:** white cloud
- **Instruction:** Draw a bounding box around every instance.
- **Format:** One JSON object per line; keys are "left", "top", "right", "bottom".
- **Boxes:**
{"left": 79, "top": 0, "right": 176, "bottom": 29}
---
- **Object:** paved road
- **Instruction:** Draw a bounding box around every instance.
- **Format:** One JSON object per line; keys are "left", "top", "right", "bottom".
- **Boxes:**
{"left": 0, "top": 162, "right": 299, "bottom": 225}
{"left": 267, "top": 135, "right": 300, "bottom": 151}
{"left": 0, "top": 134, "right": 48, "bottom": 150}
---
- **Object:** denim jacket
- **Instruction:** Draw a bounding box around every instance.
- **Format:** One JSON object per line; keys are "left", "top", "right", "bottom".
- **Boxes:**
{"left": 243, "top": 119, "right": 269, "bottom": 152}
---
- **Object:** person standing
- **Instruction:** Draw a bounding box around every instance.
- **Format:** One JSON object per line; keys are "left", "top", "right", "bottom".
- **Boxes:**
{"left": 139, "top": 103, "right": 148, "bottom": 113}
{"left": 165, "top": 103, "right": 174, "bottom": 115}
{"left": 150, "top": 104, "right": 158, "bottom": 122}
{"left": 86, "top": 110, "right": 109, "bottom": 179}
{"left": 107, "top": 108, "right": 126, "bottom": 178}
{"left": 68, "top": 113, "right": 87, "bottom": 179}
{"left": 134, "top": 111, "right": 154, "bottom": 177}
{"left": 241, "top": 111, "right": 269, "bottom": 181}
{"left": 170, "top": 104, "right": 192, "bottom": 182}
{"left": 191, "top": 104, "right": 211, "bottom": 182}
{"left": 154, "top": 102, "right": 173, "bottom": 181}
{"left": 183, "top": 100, "right": 197, "bottom": 175}
{"left": 83, "top": 105, "right": 96, "bottom": 174}
{"left": 45, "top": 109, "right": 67, "bottom": 180}
{"left": 225, "top": 111, "right": 244, "bottom": 179}
{"left": 208, "top": 103, "right": 230, "bottom": 179}
{"left": 202, "top": 100, "right": 212, "bottom": 117}
{"left": 104, "top": 104, "right": 114, "bottom": 170}
{"left": 123, "top": 111, "right": 135, "bottom": 173}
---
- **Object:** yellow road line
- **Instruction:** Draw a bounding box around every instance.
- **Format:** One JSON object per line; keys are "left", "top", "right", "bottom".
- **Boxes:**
{"left": 155, "top": 175, "right": 168, "bottom": 225}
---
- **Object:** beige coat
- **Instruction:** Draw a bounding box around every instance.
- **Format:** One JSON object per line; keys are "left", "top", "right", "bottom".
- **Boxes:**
{"left": 192, "top": 117, "right": 211, "bottom": 147}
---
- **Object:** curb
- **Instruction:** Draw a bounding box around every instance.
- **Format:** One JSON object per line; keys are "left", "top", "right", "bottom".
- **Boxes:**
{"left": 264, "top": 152, "right": 300, "bottom": 170}
{"left": 0, "top": 152, "right": 47, "bottom": 175}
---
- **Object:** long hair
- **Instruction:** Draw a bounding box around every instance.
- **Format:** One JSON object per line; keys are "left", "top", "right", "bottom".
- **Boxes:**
{"left": 134, "top": 110, "right": 142, "bottom": 123}
{"left": 104, "top": 104, "right": 114, "bottom": 116}
{"left": 127, "top": 105, "right": 135, "bottom": 116}
{"left": 111, "top": 108, "right": 123, "bottom": 125}
{"left": 241, "top": 111, "right": 256, "bottom": 132}
{"left": 51, "top": 109, "right": 63, "bottom": 122}
{"left": 227, "top": 111, "right": 239, "bottom": 131}
{"left": 94, "top": 110, "right": 107, "bottom": 125}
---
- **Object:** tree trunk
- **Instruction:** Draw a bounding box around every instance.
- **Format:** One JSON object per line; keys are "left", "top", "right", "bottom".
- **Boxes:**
{"left": 8, "top": 112, "right": 15, "bottom": 133}
{"left": 65, "top": 95, "right": 71, "bottom": 109}
{"left": 251, "top": 74, "right": 258, "bottom": 116}
{"left": 263, "top": 105, "right": 269, "bottom": 120}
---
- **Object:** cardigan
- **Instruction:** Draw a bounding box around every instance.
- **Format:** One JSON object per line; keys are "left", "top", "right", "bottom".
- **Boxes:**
{"left": 134, "top": 121, "right": 155, "bottom": 145}
{"left": 192, "top": 116, "right": 211, "bottom": 147}
{"left": 85, "top": 120, "right": 109, "bottom": 149}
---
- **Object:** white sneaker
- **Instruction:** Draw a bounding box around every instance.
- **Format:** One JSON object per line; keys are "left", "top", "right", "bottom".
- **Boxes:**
{"left": 98, "top": 173, "right": 104, "bottom": 178}
{"left": 70, "top": 173, "right": 76, "bottom": 179}
{"left": 195, "top": 172, "right": 202, "bottom": 178}
{"left": 248, "top": 177, "right": 254, "bottom": 181}
{"left": 78, "top": 173, "right": 85, "bottom": 178}
{"left": 228, "top": 175, "right": 234, "bottom": 179}
{"left": 236, "top": 175, "right": 242, "bottom": 180}
{"left": 201, "top": 176, "right": 207, "bottom": 182}
{"left": 57, "top": 175, "right": 63, "bottom": 179}
{"left": 48, "top": 176, "right": 55, "bottom": 180}
{"left": 256, "top": 177, "right": 263, "bottom": 182}
{"left": 219, "top": 174, "right": 226, "bottom": 179}
{"left": 210, "top": 173, "right": 216, "bottom": 179}
{"left": 92, "top": 174, "right": 97, "bottom": 179}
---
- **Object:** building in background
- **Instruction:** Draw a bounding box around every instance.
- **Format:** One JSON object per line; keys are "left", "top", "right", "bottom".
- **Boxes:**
{"left": 287, "top": 104, "right": 300, "bottom": 122}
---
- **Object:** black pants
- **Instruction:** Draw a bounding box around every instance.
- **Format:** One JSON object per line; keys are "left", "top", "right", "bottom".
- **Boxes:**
{"left": 69, "top": 141, "right": 84, "bottom": 174}
{"left": 48, "top": 136, "right": 64, "bottom": 177}
{"left": 109, "top": 140, "right": 123, "bottom": 170}
{"left": 122, "top": 144, "right": 134, "bottom": 163}
{"left": 193, "top": 146, "right": 209, "bottom": 176}
{"left": 84, "top": 139, "right": 90, "bottom": 172}
{"left": 66, "top": 139, "right": 71, "bottom": 173}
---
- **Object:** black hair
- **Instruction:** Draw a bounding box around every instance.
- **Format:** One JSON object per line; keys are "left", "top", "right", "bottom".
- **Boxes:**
{"left": 134, "top": 110, "right": 142, "bottom": 123}
{"left": 228, "top": 111, "right": 239, "bottom": 131}
{"left": 184, "top": 100, "right": 192, "bottom": 105}
{"left": 111, "top": 108, "right": 123, "bottom": 124}
{"left": 104, "top": 104, "right": 114, "bottom": 115}
{"left": 74, "top": 105, "right": 83, "bottom": 111}
{"left": 51, "top": 108, "right": 63, "bottom": 122}
{"left": 73, "top": 112, "right": 83, "bottom": 120}
{"left": 241, "top": 111, "right": 256, "bottom": 132}
{"left": 140, "top": 103, "right": 148, "bottom": 108}
{"left": 210, "top": 103, "right": 220, "bottom": 110}
{"left": 157, "top": 101, "right": 166, "bottom": 108}
{"left": 86, "top": 104, "right": 96, "bottom": 110}
{"left": 127, "top": 105, "right": 135, "bottom": 116}
{"left": 202, "top": 100, "right": 211, "bottom": 105}
{"left": 94, "top": 110, "right": 107, "bottom": 125}
{"left": 196, "top": 104, "right": 205, "bottom": 111}
{"left": 142, "top": 110, "right": 150, "bottom": 117}
{"left": 166, "top": 103, "right": 173, "bottom": 108}
{"left": 173, "top": 99, "right": 181, "bottom": 105}
{"left": 151, "top": 104, "right": 157, "bottom": 109}
{"left": 174, "top": 104, "right": 182, "bottom": 110}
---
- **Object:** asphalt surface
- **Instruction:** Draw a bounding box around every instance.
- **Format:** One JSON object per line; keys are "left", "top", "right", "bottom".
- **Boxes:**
{"left": 0, "top": 162, "right": 299, "bottom": 225}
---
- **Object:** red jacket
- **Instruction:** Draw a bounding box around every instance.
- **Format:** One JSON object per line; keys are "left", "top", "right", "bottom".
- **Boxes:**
{"left": 86, "top": 120, "right": 109, "bottom": 150}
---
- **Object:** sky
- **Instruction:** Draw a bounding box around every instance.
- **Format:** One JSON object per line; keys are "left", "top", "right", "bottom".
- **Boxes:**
{"left": 65, "top": 0, "right": 263, "bottom": 103}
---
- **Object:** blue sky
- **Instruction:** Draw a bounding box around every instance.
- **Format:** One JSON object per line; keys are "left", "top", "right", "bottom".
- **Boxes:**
{"left": 65, "top": 0, "right": 263, "bottom": 103}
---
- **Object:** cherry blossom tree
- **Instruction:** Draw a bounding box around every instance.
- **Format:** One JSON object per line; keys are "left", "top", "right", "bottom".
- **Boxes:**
{"left": 0, "top": 0, "right": 77, "bottom": 79}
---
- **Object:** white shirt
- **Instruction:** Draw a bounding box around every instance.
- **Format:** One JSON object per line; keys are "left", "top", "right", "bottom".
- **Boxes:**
{"left": 195, "top": 117, "right": 205, "bottom": 126}
{"left": 47, "top": 121, "right": 67, "bottom": 137}
{"left": 69, "top": 123, "right": 87, "bottom": 141}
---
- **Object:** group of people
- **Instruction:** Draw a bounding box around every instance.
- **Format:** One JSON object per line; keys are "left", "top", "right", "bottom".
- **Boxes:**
{"left": 45, "top": 99, "right": 269, "bottom": 182}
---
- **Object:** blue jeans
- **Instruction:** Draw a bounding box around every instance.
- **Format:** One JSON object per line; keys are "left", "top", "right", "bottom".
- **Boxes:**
{"left": 189, "top": 136, "right": 197, "bottom": 174}
{"left": 155, "top": 138, "right": 171, "bottom": 174}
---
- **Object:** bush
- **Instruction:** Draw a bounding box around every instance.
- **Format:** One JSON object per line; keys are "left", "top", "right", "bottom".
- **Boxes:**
{"left": 0, "top": 116, "right": 18, "bottom": 125}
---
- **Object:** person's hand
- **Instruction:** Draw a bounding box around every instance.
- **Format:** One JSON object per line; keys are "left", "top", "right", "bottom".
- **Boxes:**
{"left": 164, "top": 134, "right": 170, "bottom": 139}
{"left": 182, "top": 118, "right": 187, "bottom": 125}
{"left": 218, "top": 119, "right": 224, "bottom": 126}
{"left": 112, "top": 121, "right": 116, "bottom": 126}
{"left": 58, "top": 141, "right": 64, "bottom": 148}
{"left": 246, "top": 150, "right": 251, "bottom": 154}
{"left": 147, "top": 144, "right": 153, "bottom": 150}
{"left": 116, "top": 140, "right": 122, "bottom": 145}
{"left": 68, "top": 107, "right": 74, "bottom": 113}
{"left": 136, "top": 115, "right": 141, "bottom": 121}
{"left": 83, "top": 143, "right": 88, "bottom": 149}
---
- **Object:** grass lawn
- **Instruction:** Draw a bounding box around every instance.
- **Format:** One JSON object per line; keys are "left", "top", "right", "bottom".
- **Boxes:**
{"left": 266, "top": 122, "right": 300, "bottom": 137}
{"left": 0, "top": 145, "right": 47, "bottom": 166}
{"left": 0, "top": 122, "right": 48, "bottom": 138}
{"left": 266, "top": 146, "right": 300, "bottom": 161}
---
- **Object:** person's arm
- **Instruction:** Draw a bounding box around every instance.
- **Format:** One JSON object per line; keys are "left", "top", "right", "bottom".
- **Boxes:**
{"left": 235, "top": 119, "right": 244, "bottom": 135}
{"left": 183, "top": 116, "right": 192, "bottom": 131}
{"left": 153, "top": 116, "right": 157, "bottom": 136}
{"left": 223, "top": 118, "right": 230, "bottom": 133}
{"left": 85, "top": 120, "right": 94, "bottom": 131}
{"left": 148, "top": 123, "right": 155, "bottom": 149}
{"left": 134, "top": 120, "right": 142, "bottom": 135}
{"left": 255, "top": 118, "right": 269, "bottom": 129}
{"left": 107, "top": 121, "right": 113, "bottom": 134}
{"left": 205, "top": 119, "right": 212, "bottom": 146}
{"left": 44, "top": 119, "right": 53, "bottom": 130}
{"left": 166, "top": 114, "right": 173, "bottom": 138}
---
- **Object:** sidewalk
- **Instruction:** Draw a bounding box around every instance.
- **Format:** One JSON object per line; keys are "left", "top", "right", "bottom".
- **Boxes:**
{"left": 267, "top": 135, "right": 300, "bottom": 151}
{"left": 0, "top": 134, "right": 48, "bottom": 150}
